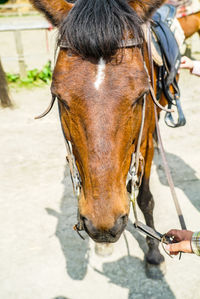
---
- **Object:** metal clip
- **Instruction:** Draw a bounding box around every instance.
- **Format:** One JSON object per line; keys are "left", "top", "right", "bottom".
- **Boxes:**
{"left": 134, "top": 221, "right": 174, "bottom": 245}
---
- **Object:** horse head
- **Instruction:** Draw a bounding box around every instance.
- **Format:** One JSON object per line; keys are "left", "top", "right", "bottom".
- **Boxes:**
{"left": 32, "top": 0, "right": 165, "bottom": 243}
{"left": 52, "top": 47, "right": 151, "bottom": 243}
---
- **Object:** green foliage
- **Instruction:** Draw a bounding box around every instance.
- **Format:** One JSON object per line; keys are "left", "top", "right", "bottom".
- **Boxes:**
{"left": 6, "top": 73, "right": 20, "bottom": 82}
{"left": 6, "top": 61, "right": 52, "bottom": 88}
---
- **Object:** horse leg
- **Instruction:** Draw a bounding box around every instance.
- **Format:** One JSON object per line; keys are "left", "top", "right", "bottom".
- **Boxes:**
{"left": 137, "top": 134, "right": 164, "bottom": 267}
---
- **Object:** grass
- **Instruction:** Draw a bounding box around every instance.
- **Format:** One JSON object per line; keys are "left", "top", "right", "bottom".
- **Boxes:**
{"left": 6, "top": 60, "right": 52, "bottom": 88}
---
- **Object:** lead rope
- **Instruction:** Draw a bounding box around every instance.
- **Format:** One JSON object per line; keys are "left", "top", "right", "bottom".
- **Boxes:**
{"left": 153, "top": 108, "right": 187, "bottom": 230}
{"left": 147, "top": 22, "right": 186, "bottom": 230}
{"left": 146, "top": 22, "right": 186, "bottom": 258}
{"left": 131, "top": 24, "right": 187, "bottom": 258}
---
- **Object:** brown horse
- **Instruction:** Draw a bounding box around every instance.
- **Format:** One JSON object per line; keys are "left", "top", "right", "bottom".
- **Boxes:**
{"left": 30, "top": 0, "right": 167, "bottom": 269}
{"left": 178, "top": 11, "right": 200, "bottom": 38}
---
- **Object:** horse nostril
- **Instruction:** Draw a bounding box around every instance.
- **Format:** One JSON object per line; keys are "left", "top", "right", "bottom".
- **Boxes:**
{"left": 109, "top": 214, "right": 128, "bottom": 237}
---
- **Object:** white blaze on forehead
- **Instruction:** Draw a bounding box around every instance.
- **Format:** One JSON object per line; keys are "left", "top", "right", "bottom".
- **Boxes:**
{"left": 94, "top": 58, "right": 106, "bottom": 90}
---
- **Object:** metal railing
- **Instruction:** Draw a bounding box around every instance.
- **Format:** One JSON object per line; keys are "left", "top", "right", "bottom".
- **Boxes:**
{"left": 0, "top": 20, "right": 53, "bottom": 77}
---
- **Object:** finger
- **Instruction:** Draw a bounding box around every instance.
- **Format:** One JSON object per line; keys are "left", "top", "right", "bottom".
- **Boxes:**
{"left": 166, "top": 242, "right": 182, "bottom": 253}
{"left": 166, "top": 229, "right": 187, "bottom": 242}
{"left": 180, "top": 62, "right": 189, "bottom": 69}
{"left": 164, "top": 244, "right": 179, "bottom": 255}
{"left": 166, "top": 229, "right": 180, "bottom": 237}
{"left": 169, "top": 251, "right": 179, "bottom": 256}
{"left": 166, "top": 229, "right": 177, "bottom": 235}
{"left": 166, "top": 241, "right": 192, "bottom": 254}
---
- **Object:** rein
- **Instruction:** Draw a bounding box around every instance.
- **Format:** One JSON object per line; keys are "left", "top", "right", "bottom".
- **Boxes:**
{"left": 128, "top": 23, "right": 186, "bottom": 258}
{"left": 146, "top": 22, "right": 186, "bottom": 230}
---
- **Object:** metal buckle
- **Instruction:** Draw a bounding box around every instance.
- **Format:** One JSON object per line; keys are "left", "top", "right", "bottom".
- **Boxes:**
{"left": 134, "top": 221, "right": 174, "bottom": 244}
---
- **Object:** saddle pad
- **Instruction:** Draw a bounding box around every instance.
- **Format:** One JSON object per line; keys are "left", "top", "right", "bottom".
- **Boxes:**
{"left": 147, "top": 4, "right": 185, "bottom": 67}
{"left": 142, "top": 24, "right": 163, "bottom": 66}
{"left": 152, "top": 12, "right": 181, "bottom": 82}
{"left": 143, "top": 21, "right": 184, "bottom": 67}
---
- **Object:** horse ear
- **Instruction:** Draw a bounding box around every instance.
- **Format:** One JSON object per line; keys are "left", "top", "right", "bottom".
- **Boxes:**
{"left": 128, "top": 0, "right": 165, "bottom": 22}
{"left": 29, "top": 0, "right": 73, "bottom": 26}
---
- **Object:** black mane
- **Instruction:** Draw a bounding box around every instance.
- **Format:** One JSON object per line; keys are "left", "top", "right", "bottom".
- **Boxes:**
{"left": 58, "top": 0, "right": 143, "bottom": 60}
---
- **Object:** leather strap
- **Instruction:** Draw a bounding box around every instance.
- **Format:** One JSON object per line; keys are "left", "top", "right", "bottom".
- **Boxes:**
{"left": 59, "top": 37, "right": 143, "bottom": 49}
{"left": 147, "top": 22, "right": 187, "bottom": 230}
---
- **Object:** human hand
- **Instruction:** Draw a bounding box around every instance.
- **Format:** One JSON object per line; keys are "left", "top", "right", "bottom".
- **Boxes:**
{"left": 180, "top": 56, "right": 194, "bottom": 71}
{"left": 165, "top": 229, "right": 193, "bottom": 255}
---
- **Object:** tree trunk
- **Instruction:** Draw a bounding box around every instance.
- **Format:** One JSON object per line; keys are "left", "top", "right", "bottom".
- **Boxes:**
{"left": 0, "top": 58, "right": 12, "bottom": 107}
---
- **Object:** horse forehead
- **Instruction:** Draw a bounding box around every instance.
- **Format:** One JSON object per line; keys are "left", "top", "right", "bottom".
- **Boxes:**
{"left": 52, "top": 48, "right": 147, "bottom": 96}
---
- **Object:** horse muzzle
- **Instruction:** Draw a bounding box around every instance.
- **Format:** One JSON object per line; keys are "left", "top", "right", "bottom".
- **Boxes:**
{"left": 78, "top": 214, "right": 128, "bottom": 243}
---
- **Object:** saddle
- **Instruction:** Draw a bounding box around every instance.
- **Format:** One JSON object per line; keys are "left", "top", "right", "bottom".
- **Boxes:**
{"left": 151, "top": 4, "right": 186, "bottom": 127}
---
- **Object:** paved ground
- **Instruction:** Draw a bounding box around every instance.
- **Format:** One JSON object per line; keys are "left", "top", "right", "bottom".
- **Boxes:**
{"left": 0, "top": 15, "right": 200, "bottom": 299}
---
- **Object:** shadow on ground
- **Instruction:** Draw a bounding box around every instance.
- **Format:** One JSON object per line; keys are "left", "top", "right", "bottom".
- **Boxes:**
{"left": 46, "top": 166, "right": 90, "bottom": 281}
{"left": 97, "top": 255, "right": 175, "bottom": 299}
{"left": 154, "top": 150, "right": 200, "bottom": 212}
{"left": 94, "top": 221, "right": 175, "bottom": 299}
{"left": 47, "top": 166, "right": 175, "bottom": 298}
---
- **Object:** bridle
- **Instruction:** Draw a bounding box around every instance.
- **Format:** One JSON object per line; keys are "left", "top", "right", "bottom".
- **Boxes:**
{"left": 127, "top": 24, "right": 187, "bottom": 242}
{"left": 35, "top": 23, "right": 186, "bottom": 241}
